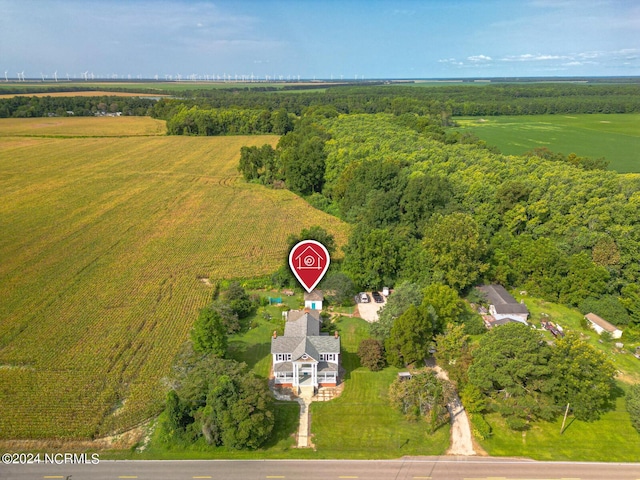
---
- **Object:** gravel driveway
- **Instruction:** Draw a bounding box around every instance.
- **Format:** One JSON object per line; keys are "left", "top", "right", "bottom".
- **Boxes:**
{"left": 356, "top": 294, "right": 386, "bottom": 322}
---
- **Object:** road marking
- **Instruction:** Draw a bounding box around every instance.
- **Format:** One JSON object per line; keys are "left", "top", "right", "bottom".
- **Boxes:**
{"left": 118, "top": 477, "right": 138, "bottom": 479}
{"left": 339, "top": 477, "right": 359, "bottom": 479}
{"left": 413, "top": 477, "right": 432, "bottom": 479}
{"left": 266, "top": 477, "right": 285, "bottom": 479}
{"left": 193, "top": 477, "right": 212, "bottom": 479}
{"left": 43, "top": 477, "right": 65, "bottom": 479}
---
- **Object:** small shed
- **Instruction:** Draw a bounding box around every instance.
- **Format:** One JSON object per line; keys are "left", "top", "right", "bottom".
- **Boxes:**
{"left": 585, "top": 313, "right": 623, "bottom": 339}
{"left": 304, "top": 289, "right": 324, "bottom": 311}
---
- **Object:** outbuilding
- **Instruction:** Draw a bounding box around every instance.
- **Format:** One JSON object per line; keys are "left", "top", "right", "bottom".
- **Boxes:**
{"left": 584, "top": 312, "right": 623, "bottom": 339}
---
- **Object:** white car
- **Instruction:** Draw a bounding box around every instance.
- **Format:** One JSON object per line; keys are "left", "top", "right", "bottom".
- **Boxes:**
{"left": 359, "top": 292, "right": 369, "bottom": 303}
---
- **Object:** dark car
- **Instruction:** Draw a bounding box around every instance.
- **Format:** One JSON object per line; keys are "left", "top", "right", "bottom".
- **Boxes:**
{"left": 372, "top": 291, "right": 384, "bottom": 303}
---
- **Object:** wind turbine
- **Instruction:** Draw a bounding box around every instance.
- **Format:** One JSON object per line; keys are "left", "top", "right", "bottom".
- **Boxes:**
{"left": 66, "top": 73, "right": 70, "bottom": 81}
{"left": 4, "top": 71, "right": 7, "bottom": 82}
{"left": 20, "top": 71, "right": 25, "bottom": 81}
{"left": 54, "top": 71, "right": 58, "bottom": 82}
{"left": 82, "top": 71, "right": 88, "bottom": 81}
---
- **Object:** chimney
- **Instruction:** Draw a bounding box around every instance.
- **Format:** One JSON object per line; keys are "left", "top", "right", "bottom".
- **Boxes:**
{"left": 273, "top": 330, "right": 277, "bottom": 339}
{"left": 334, "top": 330, "right": 339, "bottom": 339}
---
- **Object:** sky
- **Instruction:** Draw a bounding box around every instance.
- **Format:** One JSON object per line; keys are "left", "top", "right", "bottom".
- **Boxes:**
{"left": 1, "top": 0, "right": 639, "bottom": 80}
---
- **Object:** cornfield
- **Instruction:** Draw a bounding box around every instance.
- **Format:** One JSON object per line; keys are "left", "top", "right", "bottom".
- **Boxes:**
{"left": 0, "top": 118, "right": 349, "bottom": 439}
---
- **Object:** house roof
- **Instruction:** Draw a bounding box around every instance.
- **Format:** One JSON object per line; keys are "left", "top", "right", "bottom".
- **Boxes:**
{"left": 478, "top": 284, "right": 529, "bottom": 314}
{"left": 304, "top": 289, "right": 324, "bottom": 301}
{"left": 271, "top": 335, "right": 340, "bottom": 356}
{"left": 272, "top": 308, "right": 339, "bottom": 357}
{"left": 284, "top": 312, "right": 320, "bottom": 337}
{"left": 585, "top": 313, "right": 621, "bottom": 333}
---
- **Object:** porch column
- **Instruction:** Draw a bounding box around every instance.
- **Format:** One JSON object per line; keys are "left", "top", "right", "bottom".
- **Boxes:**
{"left": 312, "top": 362, "right": 317, "bottom": 387}
{"left": 293, "top": 363, "right": 299, "bottom": 386}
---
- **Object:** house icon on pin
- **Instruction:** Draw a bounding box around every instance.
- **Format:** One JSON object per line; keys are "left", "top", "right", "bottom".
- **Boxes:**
{"left": 294, "top": 245, "right": 324, "bottom": 270}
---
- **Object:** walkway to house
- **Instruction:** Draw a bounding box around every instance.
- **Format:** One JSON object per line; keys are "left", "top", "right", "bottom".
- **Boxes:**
{"left": 428, "top": 361, "right": 476, "bottom": 456}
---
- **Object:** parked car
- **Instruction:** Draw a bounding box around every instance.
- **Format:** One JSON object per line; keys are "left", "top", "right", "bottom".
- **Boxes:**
{"left": 359, "top": 292, "right": 370, "bottom": 303}
{"left": 372, "top": 291, "right": 384, "bottom": 303}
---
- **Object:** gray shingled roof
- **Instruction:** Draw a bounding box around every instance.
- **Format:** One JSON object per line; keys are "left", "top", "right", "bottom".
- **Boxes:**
{"left": 304, "top": 289, "right": 324, "bottom": 301}
{"left": 284, "top": 313, "right": 320, "bottom": 337}
{"left": 272, "top": 309, "right": 339, "bottom": 359}
{"left": 308, "top": 336, "right": 340, "bottom": 354}
{"left": 293, "top": 338, "right": 320, "bottom": 361}
{"left": 478, "top": 284, "right": 529, "bottom": 315}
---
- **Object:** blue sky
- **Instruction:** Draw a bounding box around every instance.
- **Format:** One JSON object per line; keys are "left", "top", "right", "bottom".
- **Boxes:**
{"left": 1, "top": 0, "right": 639, "bottom": 79}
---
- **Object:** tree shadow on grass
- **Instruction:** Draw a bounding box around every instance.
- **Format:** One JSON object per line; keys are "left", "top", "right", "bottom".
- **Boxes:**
{"left": 261, "top": 401, "right": 300, "bottom": 449}
{"left": 227, "top": 341, "right": 271, "bottom": 371}
{"left": 340, "top": 350, "right": 361, "bottom": 382}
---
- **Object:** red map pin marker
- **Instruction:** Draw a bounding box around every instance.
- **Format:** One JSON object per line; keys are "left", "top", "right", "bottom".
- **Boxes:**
{"left": 288, "top": 240, "right": 331, "bottom": 293}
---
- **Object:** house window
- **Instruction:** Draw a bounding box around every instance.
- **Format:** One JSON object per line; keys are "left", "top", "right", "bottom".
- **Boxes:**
{"left": 275, "top": 354, "right": 292, "bottom": 362}
{"left": 321, "top": 353, "right": 336, "bottom": 362}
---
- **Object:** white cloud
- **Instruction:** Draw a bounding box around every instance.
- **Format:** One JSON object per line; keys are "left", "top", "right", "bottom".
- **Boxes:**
{"left": 468, "top": 55, "right": 492, "bottom": 62}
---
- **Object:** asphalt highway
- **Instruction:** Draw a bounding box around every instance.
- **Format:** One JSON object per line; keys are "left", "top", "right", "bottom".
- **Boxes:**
{"left": 2, "top": 457, "right": 640, "bottom": 480}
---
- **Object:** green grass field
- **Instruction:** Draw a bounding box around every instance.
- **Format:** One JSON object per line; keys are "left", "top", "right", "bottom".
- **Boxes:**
{"left": 455, "top": 114, "right": 640, "bottom": 173}
{"left": 310, "top": 317, "right": 450, "bottom": 458}
{"left": 0, "top": 117, "right": 349, "bottom": 440}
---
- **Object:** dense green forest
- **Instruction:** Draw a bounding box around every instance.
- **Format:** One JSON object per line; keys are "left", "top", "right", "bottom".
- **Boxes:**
{"left": 239, "top": 111, "right": 640, "bottom": 336}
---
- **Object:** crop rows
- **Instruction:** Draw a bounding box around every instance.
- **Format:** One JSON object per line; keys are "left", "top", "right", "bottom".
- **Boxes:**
{"left": 0, "top": 120, "right": 349, "bottom": 439}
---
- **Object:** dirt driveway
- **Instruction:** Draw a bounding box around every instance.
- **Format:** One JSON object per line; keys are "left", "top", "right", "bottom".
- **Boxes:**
{"left": 356, "top": 293, "right": 386, "bottom": 322}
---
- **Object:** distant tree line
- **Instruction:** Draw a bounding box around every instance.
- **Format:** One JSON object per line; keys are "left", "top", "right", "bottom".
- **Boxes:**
{"left": 5, "top": 82, "right": 640, "bottom": 119}
{"left": 154, "top": 83, "right": 640, "bottom": 119}
{"left": 0, "top": 95, "right": 156, "bottom": 117}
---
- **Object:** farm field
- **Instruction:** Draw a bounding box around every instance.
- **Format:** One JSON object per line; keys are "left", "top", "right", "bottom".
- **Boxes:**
{"left": 0, "top": 116, "right": 167, "bottom": 136}
{"left": 0, "top": 91, "right": 170, "bottom": 98}
{"left": 455, "top": 113, "right": 640, "bottom": 173}
{"left": 0, "top": 117, "right": 349, "bottom": 440}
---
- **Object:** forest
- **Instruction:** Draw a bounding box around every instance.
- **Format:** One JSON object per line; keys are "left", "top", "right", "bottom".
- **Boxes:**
{"left": 235, "top": 110, "right": 640, "bottom": 338}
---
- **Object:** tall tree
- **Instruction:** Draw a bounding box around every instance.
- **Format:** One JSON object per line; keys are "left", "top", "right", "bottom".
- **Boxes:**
{"left": 191, "top": 307, "right": 227, "bottom": 357}
{"left": 385, "top": 305, "right": 434, "bottom": 367}
{"left": 370, "top": 281, "right": 423, "bottom": 341}
{"left": 420, "top": 283, "right": 467, "bottom": 334}
{"left": 468, "top": 323, "right": 554, "bottom": 430}
{"left": 549, "top": 332, "right": 616, "bottom": 421}
{"left": 434, "top": 323, "right": 472, "bottom": 386}
{"left": 388, "top": 371, "right": 453, "bottom": 432}
{"left": 423, "top": 213, "right": 488, "bottom": 291}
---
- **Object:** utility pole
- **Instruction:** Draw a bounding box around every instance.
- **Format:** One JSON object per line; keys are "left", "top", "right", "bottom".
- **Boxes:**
{"left": 560, "top": 403, "right": 570, "bottom": 434}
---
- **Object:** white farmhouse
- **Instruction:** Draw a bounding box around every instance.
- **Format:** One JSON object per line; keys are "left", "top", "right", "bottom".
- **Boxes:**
{"left": 271, "top": 309, "right": 340, "bottom": 394}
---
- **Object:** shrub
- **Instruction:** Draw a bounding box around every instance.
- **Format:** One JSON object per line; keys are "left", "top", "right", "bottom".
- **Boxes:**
{"left": 357, "top": 338, "right": 386, "bottom": 371}
{"left": 626, "top": 384, "right": 640, "bottom": 433}
{"left": 469, "top": 413, "right": 492, "bottom": 440}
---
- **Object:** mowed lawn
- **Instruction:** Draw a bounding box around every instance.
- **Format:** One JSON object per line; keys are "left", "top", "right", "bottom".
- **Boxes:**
{"left": 0, "top": 117, "right": 349, "bottom": 440}
{"left": 455, "top": 114, "right": 640, "bottom": 173}
{"left": 310, "top": 317, "right": 450, "bottom": 458}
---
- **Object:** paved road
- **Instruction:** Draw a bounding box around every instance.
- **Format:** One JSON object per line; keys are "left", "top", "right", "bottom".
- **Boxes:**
{"left": 3, "top": 457, "right": 639, "bottom": 480}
